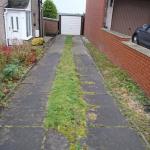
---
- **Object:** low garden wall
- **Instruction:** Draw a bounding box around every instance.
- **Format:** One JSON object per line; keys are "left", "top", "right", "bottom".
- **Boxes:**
{"left": 43, "top": 17, "right": 59, "bottom": 36}
{"left": 85, "top": 28, "right": 150, "bottom": 96}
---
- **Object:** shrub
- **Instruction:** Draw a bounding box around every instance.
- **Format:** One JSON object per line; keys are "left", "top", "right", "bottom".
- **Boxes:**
{"left": 0, "top": 45, "right": 13, "bottom": 66}
{"left": 11, "top": 44, "right": 32, "bottom": 64}
{"left": 0, "top": 43, "right": 44, "bottom": 102}
{"left": 43, "top": 0, "right": 58, "bottom": 19}
{"left": 0, "top": 52, "right": 7, "bottom": 71}
{"left": 0, "top": 91, "right": 5, "bottom": 99}
{"left": 26, "top": 49, "right": 37, "bottom": 65}
{"left": 2, "top": 64, "right": 19, "bottom": 80}
{"left": 31, "top": 38, "right": 44, "bottom": 46}
{"left": 0, "top": 45, "right": 12, "bottom": 56}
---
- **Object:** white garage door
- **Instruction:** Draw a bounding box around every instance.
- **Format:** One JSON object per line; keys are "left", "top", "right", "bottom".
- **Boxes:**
{"left": 61, "top": 16, "right": 82, "bottom": 35}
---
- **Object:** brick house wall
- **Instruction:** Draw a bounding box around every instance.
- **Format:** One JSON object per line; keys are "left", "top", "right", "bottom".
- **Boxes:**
{"left": 0, "top": 0, "right": 8, "bottom": 43}
{"left": 84, "top": 0, "right": 150, "bottom": 96}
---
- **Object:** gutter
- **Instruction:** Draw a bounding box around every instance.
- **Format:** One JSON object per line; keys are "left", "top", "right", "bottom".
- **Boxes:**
{"left": 5, "top": 8, "right": 29, "bottom": 11}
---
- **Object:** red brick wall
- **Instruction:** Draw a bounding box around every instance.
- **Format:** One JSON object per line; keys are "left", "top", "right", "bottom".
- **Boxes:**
{"left": 84, "top": 0, "right": 150, "bottom": 96}
{"left": 43, "top": 18, "right": 59, "bottom": 36}
{"left": 84, "top": 0, "right": 105, "bottom": 45}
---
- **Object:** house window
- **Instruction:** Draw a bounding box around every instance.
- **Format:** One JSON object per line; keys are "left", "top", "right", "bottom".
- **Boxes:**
{"left": 11, "top": 16, "right": 19, "bottom": 32}
{"left": 11, "top": 17, "right": 14, "bottom": 30}
{"left": 16, "top": 17, "right": 19, "bottom": 30}
{"left": 26, "top": 11, "right": 31, "bottom": 37}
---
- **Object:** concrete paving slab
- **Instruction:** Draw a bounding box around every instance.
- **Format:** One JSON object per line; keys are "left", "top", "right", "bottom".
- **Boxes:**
{"left": 84, "top": 94, "right": 113, "bottom": 106}
{"left": 88, "top": 106, "right": 128, "bottom": 126}
{"left": 44, "top": 129, "right": 69, "bottom": 150}
{"left": 0, "top": 127, "right": 44, "bottom": 150}
{"left": 86, "top": 127, "right": 146, "bottom": 150}
{"left": 81, "top": 83, "right": 106, "bottom": 94}
{"left": 85, "top": 94, "right": 128, "bottom": 126}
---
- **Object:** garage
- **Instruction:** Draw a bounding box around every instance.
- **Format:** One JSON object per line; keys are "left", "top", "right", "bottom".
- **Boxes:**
{"left": 59, "top": 14, "right": 84, "bottom": 35}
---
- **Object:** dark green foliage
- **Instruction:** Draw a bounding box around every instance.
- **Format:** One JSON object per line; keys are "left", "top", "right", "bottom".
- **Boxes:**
{"left": 43, "top": 0, "right": 58, "bottom": 19}
{"left": 0, "top": 90, "right": 5, "bottom": 99}
{"left": 2, "top": 64, "right": 19, "bottom": 80}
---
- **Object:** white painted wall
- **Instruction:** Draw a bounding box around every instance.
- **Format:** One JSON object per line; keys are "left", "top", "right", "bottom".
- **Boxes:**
{"left": 26, "top": 0, "right": 31, "bottom": 11}
{"left": 4, "top": 0, "right": 32, "bottom": 45}
{"left": 5, "top": 10, "right": 26, "bottom": 44}
{"left": 61, "top": 16, "right": 81, "bottom": 35}
{"left": 5, "top": 10, "right": 32, "bottom": 45}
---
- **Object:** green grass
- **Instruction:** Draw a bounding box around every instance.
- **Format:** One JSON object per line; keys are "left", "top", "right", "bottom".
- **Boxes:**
{"left": 85, "top": 42, "right": 150, "bottom": 147}
{"left": 44, "top": 36, "right": 88, "bottom": 150}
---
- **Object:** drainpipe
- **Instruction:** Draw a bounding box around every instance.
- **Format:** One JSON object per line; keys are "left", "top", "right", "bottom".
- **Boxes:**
{"left": 38, "top": 0, "right": 43, "bottom": 37}
{"left": 2, "top": 1, "right": 8, "bottom": 45}
{"left": 4, "top": 9, "right": 8, "bottom": 45}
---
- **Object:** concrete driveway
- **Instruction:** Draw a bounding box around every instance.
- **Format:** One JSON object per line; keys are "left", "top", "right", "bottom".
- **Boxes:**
{"left": 0, "top": 35, "right": 146, "bottom": 150}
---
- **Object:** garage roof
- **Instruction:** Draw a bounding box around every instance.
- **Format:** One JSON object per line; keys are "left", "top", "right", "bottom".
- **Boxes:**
{"left": 59, "top": 13, "right": 84, "bottom": 17}
{"left": 7, "top": 0, "right": 30, "bottom": 9}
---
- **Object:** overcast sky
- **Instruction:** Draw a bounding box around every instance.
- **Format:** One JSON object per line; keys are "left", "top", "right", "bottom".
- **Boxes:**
{"left": 43, "top": 0, "right": 86, "bottom": 14}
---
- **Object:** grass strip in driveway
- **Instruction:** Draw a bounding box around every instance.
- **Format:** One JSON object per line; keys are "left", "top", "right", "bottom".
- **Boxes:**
{"left": 44, "top": 36, "right": 88, "bottom": 150}
{"left": 85, "top": 42, "right": 150, "bottom": 147}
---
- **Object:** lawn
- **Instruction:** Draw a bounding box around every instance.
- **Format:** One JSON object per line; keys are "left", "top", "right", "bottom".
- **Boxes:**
{"left": 44, "top": 36, "right": 88, "bottom": 150}
{"left": 0, "top": 43, "right": 44, "bottom": 106}
{"left": 85, "top": 42, "right": 150, "bottom": 146}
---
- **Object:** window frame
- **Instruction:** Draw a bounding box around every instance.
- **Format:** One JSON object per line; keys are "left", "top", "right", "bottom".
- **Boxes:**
{"left": 11, "top": 16, "right": 19, "bottom": 32}
{"left": 11, "top": 17, "right": 14, "bottom": 30}
{"left": 26, "top": 11, "right": 32, "bottom": 37}
{"left": 16, "top": 17, "right": 19, "bottom": 30}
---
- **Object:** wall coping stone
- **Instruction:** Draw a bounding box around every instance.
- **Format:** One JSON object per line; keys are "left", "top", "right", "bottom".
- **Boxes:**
{"left": 102, "top": 28, "right": 131, "bottom": 39}
{"left": 43, "top": 17, "right": 59, "bottom": 22}
{"left": 123, "top": 41, "right": 150, "bottom": 58}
